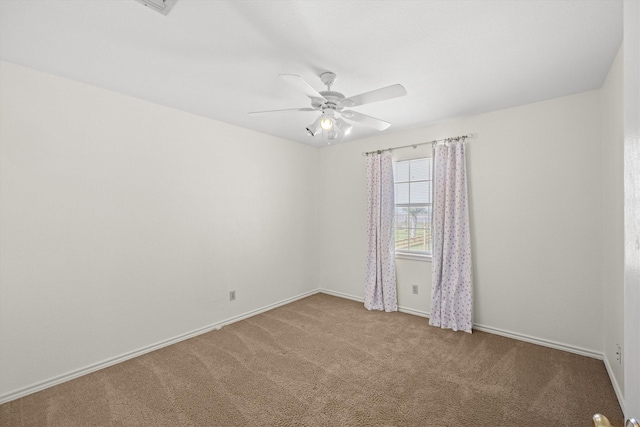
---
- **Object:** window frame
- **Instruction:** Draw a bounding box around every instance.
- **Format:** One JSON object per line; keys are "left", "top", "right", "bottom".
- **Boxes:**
{"left": 393, "top": 156, "right": 433, "bottom": 262}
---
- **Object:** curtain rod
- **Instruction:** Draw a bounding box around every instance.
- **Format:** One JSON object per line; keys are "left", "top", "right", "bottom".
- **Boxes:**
{"left": 361, "top": 133, "right": 472, "bottom": 156}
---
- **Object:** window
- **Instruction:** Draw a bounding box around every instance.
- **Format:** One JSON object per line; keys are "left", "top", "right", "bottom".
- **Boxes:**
{"left": 394, "top": 157, "right": 433, "bottom": 259}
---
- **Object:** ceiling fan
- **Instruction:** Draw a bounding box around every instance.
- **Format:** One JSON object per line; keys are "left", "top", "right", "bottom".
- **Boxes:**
{"left": 249, "top": 72, "right": 407, "bottom": 142}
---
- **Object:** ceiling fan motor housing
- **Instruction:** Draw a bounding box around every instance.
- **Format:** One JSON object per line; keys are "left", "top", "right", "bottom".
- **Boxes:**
{"left": 317, "top": 91, "right": 346, "bottom": 111}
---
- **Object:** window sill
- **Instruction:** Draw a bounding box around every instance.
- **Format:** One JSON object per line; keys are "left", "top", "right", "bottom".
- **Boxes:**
{"left": 395, "top": 253, "right": 432, "bottom": 262}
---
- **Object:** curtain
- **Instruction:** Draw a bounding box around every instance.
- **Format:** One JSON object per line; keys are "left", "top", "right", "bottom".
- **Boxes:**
{"left": 429, "top": 142, "right": 473, "bottom": 333}
{"left": 364, "top": 152, "right": 397, "bottom": 312}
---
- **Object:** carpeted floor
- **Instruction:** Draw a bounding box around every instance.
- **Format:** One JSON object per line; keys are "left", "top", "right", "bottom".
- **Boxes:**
{"left": 0, "top": 293, "right": 624, "bottom": 426}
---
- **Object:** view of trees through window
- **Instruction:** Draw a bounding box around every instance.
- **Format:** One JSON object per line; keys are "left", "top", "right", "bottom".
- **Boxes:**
{"left": 394, "top": 157, "right": 432, "bottom": 255}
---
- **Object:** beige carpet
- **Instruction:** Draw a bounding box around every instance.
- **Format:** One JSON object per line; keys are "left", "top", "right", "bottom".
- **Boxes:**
{"left": 0, "top": 293, "right": 624, "bottom": 426}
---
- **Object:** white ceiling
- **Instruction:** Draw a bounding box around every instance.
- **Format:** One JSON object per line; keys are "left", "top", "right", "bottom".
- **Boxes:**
{"left": 0, "top": 0, "right": 623, "bottom": 146}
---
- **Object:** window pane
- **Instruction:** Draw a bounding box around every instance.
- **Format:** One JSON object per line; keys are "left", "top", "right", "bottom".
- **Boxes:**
{"left": 413, "top": 207, "right": 431, "bottom": 229}
{"left": 410, "top": 158, "right": 430, "bottom": 181}
{"left": 407, "top": 207, "right": 423, "bottom": 229}
{"left": 425, "top": 205, "right": 433, "bottom": 227}
{"left": 408, "top": 228, "right": 428, "bottom": 252}
{"left": 393, "top": 157, "right": 433, "bottom": 255}
{"left": 394, "top": 161, "right": 409, "bottom": 182}
{"left": 395, "top": 207, "right": 408, "bottom": 228}
{"left": 395, "top": 183, "right": 409, "bottom": 204}
{"left": 410, "top": 181, "right": 430, "bottom": 203}
{"left": 395, "top": 228, "right": 409, "bottom": 251}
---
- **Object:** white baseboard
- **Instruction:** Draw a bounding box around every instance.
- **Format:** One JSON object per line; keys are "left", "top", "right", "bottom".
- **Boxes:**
{"left": 397, "top": 306, "right": 430, "bottom": 318}
{"left": 2, "top": 287, "right": 613, "bottom": 407}
{"left": 217, "top": 289, "right": 318, "bottom": 328}
{"left": 0, "top": 289, "right": 318, "bottom": 405}
{"left": 318, "top": 288, "right": 363, "bottom": 303}
{"left": 603, "top": 354, "right": 625, "bottom": 414}
{"left": 319, "top": 289, "right": 603, "bottom": 359}
{"left": 321, "top": 289, "right": 606, "bottom": 360}
{"left": 471, "top": 323, "right": 602, "bottom": 360}
{"left": 318, "top": 288, "right": 430, "bottom": 318}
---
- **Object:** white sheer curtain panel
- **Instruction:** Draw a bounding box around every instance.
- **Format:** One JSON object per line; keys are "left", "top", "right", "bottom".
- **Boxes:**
{"left": 429, "top": 142, "right": 473, "bottom": 333}
{"left": 364, "top": 152, "right": 397, "bottom": 312}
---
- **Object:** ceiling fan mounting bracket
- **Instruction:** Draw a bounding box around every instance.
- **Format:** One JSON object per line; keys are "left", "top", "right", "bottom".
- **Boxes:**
{"left": 320, "top": 72, "right": 337, "bottom": 89}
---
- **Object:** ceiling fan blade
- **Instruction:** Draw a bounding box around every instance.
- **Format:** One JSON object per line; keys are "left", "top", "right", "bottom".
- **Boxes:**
{"left": 343, "top": 84, "right": 407, "bottom": 107}
{"left": 341, "top": 110, "right": 391, "bottom": 131}
{"left": 249, "top": 107, "right": 317, "bottom": 115}
{"left": 280, "top": 74, "right": 327, "bottom": 102}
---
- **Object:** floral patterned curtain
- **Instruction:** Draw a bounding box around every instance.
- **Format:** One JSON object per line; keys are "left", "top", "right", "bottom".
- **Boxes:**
{"left": 364, "top": 152, "right": 397, "bottom": 312}
{"left": 429, "top": 142, "right": 473, "bottom": 333}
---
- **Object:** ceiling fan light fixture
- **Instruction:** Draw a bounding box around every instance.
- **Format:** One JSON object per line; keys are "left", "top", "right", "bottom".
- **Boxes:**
{"left": 335, "top": 118, "right": 353, "bottom": 136}
{"left": 306, "top": 116, "right": 322, "bottom": 136}
{"left": 328, "top": 130, "right": 338, "bottom": 141}
{"left": 306, "top": 125, "right": 320, "bottom": 136}
{"left": 320, "top": 115, "right": 333, "bottom": 131}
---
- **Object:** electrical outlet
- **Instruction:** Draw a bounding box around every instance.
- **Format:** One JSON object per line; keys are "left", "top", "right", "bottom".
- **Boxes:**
{"left": 412, "top": 285, "right": 419, "bottom": 294}
{"left": 229, "top": 290, "right": 236, "bottom": 301}
{"left": 615, "top": 344, "right": 622, "bottom": 364}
